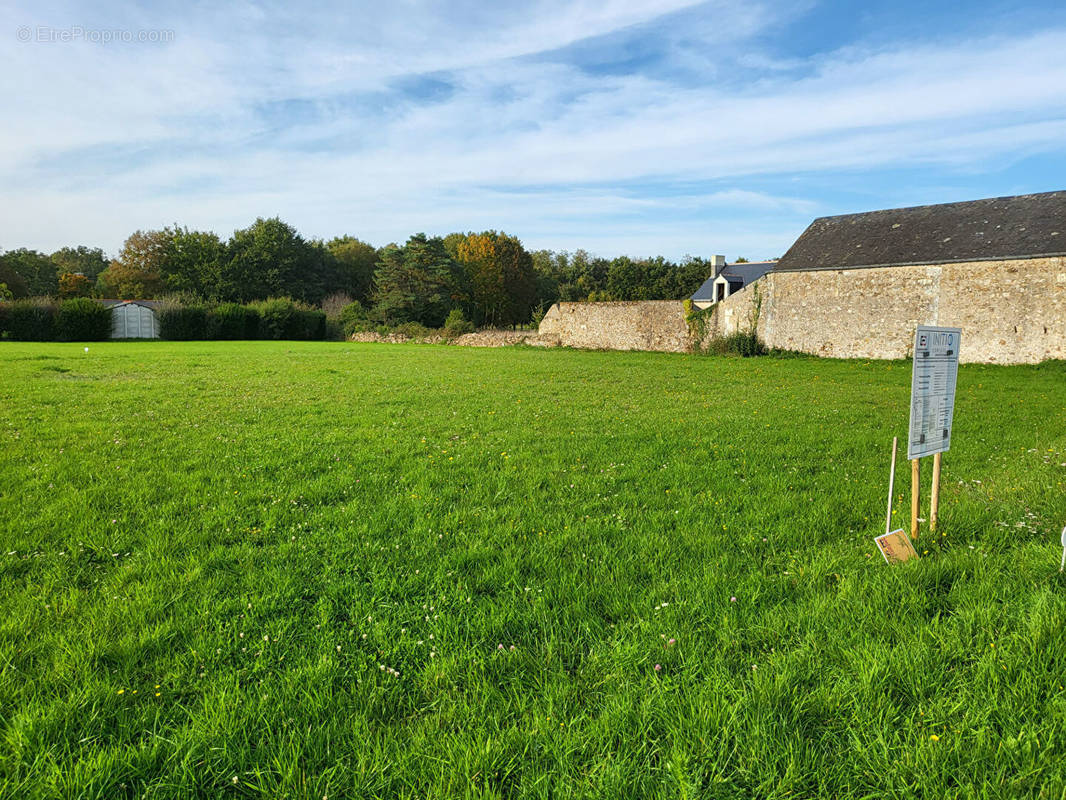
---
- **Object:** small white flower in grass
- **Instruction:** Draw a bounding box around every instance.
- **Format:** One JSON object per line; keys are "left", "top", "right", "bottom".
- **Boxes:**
{"left": 730, "top": 596, "right": 737, "bottom": 603}
{"left": 498, "top": 643, "right": 504, "bottom": 650}
{"left": 232, "top": 776, "right": 238, "bottom": 784}
{"left": 654, "top": 664, "right": 661, "bottom": 672}
{"left": 509, "top": 645, "right": 515, "bottom": 651}
{"left": 336, "top": 645, "right": 342, "bottom": 651}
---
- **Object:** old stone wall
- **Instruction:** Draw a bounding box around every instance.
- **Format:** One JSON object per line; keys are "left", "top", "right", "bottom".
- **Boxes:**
{"left": 535, "top": 257, "right": 1066, "bottom": 363}
{"left": 349, "top": 329, "right": 548, "bottom": 347}
{"left": 537, "top": 301, "right": 691, "bottom": 352}
{"left": 707, "top": 256, "right": 1066, "bottom": 363}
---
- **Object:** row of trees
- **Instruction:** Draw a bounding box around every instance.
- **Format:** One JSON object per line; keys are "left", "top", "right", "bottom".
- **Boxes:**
{"left": 1, "top": 219, "right": 730, "bottom": 328}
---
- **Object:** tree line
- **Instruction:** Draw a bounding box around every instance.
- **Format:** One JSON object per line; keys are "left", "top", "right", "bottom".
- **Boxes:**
{"left": 0, "top": 218, "right": 724, "bottom": 328}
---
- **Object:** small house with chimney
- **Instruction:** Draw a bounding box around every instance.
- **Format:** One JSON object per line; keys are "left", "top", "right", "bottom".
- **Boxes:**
{"left": 690, "top": 256, "right": 777, "bottom": 309}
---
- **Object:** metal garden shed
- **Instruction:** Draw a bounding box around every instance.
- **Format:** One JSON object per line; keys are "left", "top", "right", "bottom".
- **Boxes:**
{"left": 108, "top": 300, "right": 161, "bottom": 339}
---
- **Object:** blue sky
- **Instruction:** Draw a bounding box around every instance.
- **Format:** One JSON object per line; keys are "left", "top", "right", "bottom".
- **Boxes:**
{"left": 2, "top": 0, "right": 1065, "bottom": 259}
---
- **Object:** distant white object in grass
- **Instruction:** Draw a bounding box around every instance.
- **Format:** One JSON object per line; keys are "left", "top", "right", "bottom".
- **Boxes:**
{"left": 1060, "top": 525, "right": 1066, "bottom": 572}
{"left": 84, "top": 347, "right": 89, "bottom": 353}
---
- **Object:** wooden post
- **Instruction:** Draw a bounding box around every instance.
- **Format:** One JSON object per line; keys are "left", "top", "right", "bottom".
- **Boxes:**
{"left": 910, "top": 458, "right": 920, "bottom": 541}
{"left": 885, "top": 437, "right": 898, "bottom": 535}
{"left": 930, "top": 451, "right": 942, "bottom": 534}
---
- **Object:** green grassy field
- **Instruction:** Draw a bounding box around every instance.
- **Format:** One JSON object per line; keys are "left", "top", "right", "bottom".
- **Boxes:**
{"left": 1, "top": 341, "right": 1065, "bottom": 799}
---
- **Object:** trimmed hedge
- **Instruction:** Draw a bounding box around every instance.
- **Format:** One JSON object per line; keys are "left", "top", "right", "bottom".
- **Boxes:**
{"left": 0, "top": 297, "right": 328, "bottom": 342}
{"left": 207, "top": 303, "right": 259, "bottom": 340}
{"left": 159, "top": 305, "right": 208, "bottom": 340}
{"left": 252, "top": 299, "right": 326, "bottom": 341}
{"left": 55, "top": 297, "right": 112, "bottom": 341}
{"left": 298, "top": 309, "right": 327, "bottom": 341}
{"left": 7, "top": 299, "right": 56, "bottom": 341}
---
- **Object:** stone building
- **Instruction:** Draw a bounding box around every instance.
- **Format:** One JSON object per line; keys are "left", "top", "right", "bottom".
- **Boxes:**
{"left": 709, "top": 190, "right": 1066, "bottom": 363}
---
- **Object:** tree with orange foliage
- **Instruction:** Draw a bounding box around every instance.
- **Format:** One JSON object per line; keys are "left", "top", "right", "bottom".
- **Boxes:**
{"left": 96, "top": 230, "right": 168, "bottom": 299}
{"left": 57, "top": 272, "right": 94, "bottom": 298}
{"left": 454, "top": 231, "right": 536, "bottom": 327}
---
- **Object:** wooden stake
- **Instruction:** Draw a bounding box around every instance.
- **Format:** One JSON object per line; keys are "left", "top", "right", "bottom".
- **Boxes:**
{"left": 885, "top": 437, "right": 898, "bottom": 536}
{"left": 930, "top": 451, "right": 942, "bottom": 534}
{"left": 910, "top": 458, "right": 920, "bottom": 541}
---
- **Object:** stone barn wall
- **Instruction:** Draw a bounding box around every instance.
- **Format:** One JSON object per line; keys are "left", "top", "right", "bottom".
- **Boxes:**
{"left": 536, "top": 256, "right": 1066, "bottom": 363}
{"left": 707, "top": 256, "right": 1066, "bottom": 364}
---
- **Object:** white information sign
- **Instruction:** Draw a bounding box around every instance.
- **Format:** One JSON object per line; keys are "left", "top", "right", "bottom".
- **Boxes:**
{"left": 908, "top": 326, "right": 961, "bottom": 460}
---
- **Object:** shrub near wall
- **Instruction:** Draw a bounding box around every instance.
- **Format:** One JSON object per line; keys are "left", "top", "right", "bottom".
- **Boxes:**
{"left": 7, "top": 298, "right": 56, "bottom": 341}
{"left": 55, "top": 297, "right": 112, "bottom": 341}
{"left": 0, "top": 302, "right": 9, "bottom": 338}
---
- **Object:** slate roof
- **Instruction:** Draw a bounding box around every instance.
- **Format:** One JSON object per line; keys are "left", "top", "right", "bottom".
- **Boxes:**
{"left": 690, "top": 261, "right": 777, "bottom": 300}
{"left": 775, "top": 191, "right": 1066, "bottom": 272}
{"left": 718, "top": 261, "right": 776, "bottom": 286}
{"left": 690, "top": 275, "right": 718, "bottom": 301}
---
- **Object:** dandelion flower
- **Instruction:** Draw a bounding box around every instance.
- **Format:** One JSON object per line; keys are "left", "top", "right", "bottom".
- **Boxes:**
{"left": 930, "top": 734, "right": 940, "bottom": 741}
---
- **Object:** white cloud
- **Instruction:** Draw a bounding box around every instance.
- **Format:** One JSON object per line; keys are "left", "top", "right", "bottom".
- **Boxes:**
{"left": 1, "top": 1, "right": 1065, "bottom": 257}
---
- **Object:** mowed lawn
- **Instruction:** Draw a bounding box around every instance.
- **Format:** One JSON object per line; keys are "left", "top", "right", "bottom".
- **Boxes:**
{"left": 1, "top": 341, "right": 1065, "bottom": 799}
